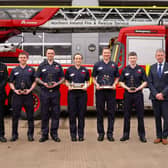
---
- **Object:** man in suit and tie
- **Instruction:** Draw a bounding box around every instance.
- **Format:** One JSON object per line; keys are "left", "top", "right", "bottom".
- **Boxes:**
{"left": 148, "top": 48, "right": 168, "bottom": 145}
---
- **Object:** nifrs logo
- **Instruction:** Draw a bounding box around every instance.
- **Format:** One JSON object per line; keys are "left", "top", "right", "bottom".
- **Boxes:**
{"left": 21, "top": 20, "right": 38, "bottom": 25}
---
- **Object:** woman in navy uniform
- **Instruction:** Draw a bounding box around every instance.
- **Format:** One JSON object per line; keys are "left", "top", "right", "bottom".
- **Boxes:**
{"left": 65, "top": 53, "right": 90, "bottom": 141}
{"left": 119, "top": 51, "right": 147, "bottom": 143}
{"left": 92, "top": 48, "right": 119, "bottom": 142}
{"left": 36, "top": 48, "right": 64, "bottom": 143}
{"left": 148, "top": 48, "right": 168, "bottom": 145}
{"left": 9, "top": 52, "right": 36, "bottom": 142}
{"left": 0, "top": 61, "right": 8, "bottom": 142}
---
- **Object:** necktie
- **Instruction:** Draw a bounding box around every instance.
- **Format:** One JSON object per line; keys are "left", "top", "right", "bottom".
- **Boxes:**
{"left": 158, "top": 63, "right": 162, "bottom": 78}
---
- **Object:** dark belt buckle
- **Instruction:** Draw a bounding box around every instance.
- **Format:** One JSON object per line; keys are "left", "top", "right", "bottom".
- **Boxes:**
{"left": 49, "top": 89, "right": 53, "bottom": 93}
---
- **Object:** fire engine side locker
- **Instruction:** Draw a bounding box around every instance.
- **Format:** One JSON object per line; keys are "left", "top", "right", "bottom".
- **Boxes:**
{"left": 126, "top": 36, "right": 165, "bottom": 109}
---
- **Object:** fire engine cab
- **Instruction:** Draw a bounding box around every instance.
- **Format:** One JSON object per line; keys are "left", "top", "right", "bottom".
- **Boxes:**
{"left": 112, "top": 25, "right": 167, "bottom": 109}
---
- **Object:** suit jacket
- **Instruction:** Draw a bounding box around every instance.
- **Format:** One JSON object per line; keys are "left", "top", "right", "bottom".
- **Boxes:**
{"left": 148, "top": 62, "right": 168, "bottom": 100}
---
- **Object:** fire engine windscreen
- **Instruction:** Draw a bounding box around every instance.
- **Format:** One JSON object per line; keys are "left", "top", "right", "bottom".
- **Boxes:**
{"left": 127, "top": 36, "right": 165, "bottom": 65}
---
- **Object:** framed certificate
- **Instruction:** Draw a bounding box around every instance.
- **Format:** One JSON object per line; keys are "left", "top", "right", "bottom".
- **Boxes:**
{"left": 70, "top": 83, "right": 86, "bottom": 90}
{"left": 99, "top": 85, "right": 113, "bottom": 89}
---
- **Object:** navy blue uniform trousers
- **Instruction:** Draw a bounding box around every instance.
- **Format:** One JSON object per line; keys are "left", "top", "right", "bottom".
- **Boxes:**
{"left": 152, "top": 100, "right": 168, "bottom": 139}
{"left": 40, "top": 89, "right": 60, "bottom": 137}
{"left": 96, "top": 89, "right": 116, "bottom": 136}
{"left": 123, "top": 92, "right": 145, "bottom": 137}
{"left": 0, "top": 94, "right": 5, "bottom": 137}
{"left": 12, "top": 93, "right": 34, "bottom": 137}
{"left": 68, "top": 90, "right": 87, "bottom": 138}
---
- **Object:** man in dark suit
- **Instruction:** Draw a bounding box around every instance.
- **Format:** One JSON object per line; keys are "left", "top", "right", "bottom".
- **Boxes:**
{"left": 148, "top": 48, "right": 168, "bottom": 145}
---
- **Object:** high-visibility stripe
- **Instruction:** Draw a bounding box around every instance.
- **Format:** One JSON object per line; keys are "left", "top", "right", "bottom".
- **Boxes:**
{"left": 89, "top": 76, "right": 93, "bottom": 85}
{"left": 113, "top": 45, "right": 119, "bottom": 62}
{"left": 145, "top": 64, "right": 151, "bottom": 76}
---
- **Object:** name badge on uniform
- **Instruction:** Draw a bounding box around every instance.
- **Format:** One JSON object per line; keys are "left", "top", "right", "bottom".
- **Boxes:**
{"left": 70, "top": 73, "right": 75, "bottom": 77}
{"left": 111, "top": 64, "right": 115, "bottom": 68}
{"left": 81, "top": 70, "right": 86, "bottom": 74}
{"left": 14, "top": 72, "right": 19, "bottom": 76}
{"left": 137, "top": 69, "right": 142, "bottom": 73}
{"left": 28, "top": 68, "right": 32, "bottom": 72}
{"left": 55, "top": 65, "right": 59, "bottom": 69}
{"left": 125, "top": 73, "right": 130, "bottom": 76}
{"left": 42, "top": 68, "right": 47, "bottom": 72}
{"left": 98, "top": 66, "right": 103, "bottom": 70}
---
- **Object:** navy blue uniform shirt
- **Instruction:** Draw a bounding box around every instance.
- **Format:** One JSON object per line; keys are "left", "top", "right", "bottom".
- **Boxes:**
{"left": 119, "top": 65, "right": 147, "bottom": 90}
{"left": 9, "top": 65, "right": 35, "bottom": 90}
{"left": 65, "top": 66, "right": 90, "bottom": 83}
{"left": 36, "top": 60, "right": 64, "bottom": 89}
{"left": 0, "top": 62, "right": 8, "bottom": 92}
{"left": 92, "top": 60, "right": 119, "bottom": 86}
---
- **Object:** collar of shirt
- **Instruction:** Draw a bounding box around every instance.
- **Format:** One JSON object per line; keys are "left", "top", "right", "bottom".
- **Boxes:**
{"left": 73, "top": 65, "right": 81, "bottom": 70}
{"left": 19, "top": 65, "right": 28, "bottom": 70}
{"left": 128, "top": 64, "right": 138, "bottom": 70}
{"left": 102, "top": 60, "right": 111, "bottom": 65}
{"left": 157, "top": 62, "right": 165, "bottom": 70}
{"left": 157, "top": 62, "right": 165, "bottom": 66}
{"left": 45, "top": 60, "right": 57, "bottom": 66}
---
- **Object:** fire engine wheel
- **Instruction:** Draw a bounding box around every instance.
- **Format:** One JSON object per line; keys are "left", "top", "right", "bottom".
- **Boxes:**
{"left": 21, "top": 87, "right": 41, "bottom": 120}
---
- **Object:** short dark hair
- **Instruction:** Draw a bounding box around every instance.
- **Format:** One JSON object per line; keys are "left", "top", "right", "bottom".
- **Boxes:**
{"left": 128, "top": 51, "right": 137, "bottom": 57}
{"left": 46, "top": 47, "right": 55, "bottom": 53}
{"left": 73, "top": 53, "right": 83, "bottom": 60}
{"left": 18, "top": 52, "right": 29, "bottom": 58}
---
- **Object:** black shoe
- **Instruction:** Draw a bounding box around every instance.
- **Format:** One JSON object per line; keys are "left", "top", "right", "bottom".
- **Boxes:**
{"left": 10, "top": 136, "right": 18, "bottom": 142}
{"left": 39, "top": 136, "right": 48, "bottom": 142}
{"left": 120, "top": 136, "right": 129, "bottom": 141}
{"left": 28, "top": 135, "right": 34, "bottom": 142}
{"left": 140, "top": 136, "right": 147, "bottom": 143}
{"left": 107, "top": 136, "right": 115, "bottom": 142}
{"left": 97, "top": 135, "right": 104, "bottom": 141}
{"left": 71, "top": 137, "right": 77, "bottom": 142}
{"left": 0, "top": 136, "right": 7, "bottom": 143}
{"left": 52, "top": 136, "right": 61, "bottom": 142}
{"left": 78, "top": 137, "right": 84, "bottom": 141}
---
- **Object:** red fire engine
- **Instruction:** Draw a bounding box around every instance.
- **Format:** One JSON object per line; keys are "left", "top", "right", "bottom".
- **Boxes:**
{"left": 0, "top": 7, "right": 166, "bottom": 119}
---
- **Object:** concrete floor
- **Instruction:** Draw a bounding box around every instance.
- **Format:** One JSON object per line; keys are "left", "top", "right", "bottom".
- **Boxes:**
{"left": 0, "top": 116, "right": 168, "bottom": 168}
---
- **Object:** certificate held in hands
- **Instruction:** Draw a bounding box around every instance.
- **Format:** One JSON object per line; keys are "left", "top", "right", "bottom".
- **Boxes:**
{"left": 70, "top": 82, "right": 86, "bottom": 90}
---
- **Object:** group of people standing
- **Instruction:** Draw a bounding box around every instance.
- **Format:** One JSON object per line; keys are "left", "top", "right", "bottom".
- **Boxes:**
{"left": 0, "top": 47, "right": 168, "bottom": 145}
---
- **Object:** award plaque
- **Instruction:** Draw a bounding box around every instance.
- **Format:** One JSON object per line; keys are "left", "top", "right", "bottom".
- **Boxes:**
{"left": 70, "top": 82, "right": 86, "bottom": 90}
{"left": 130, "top": 75, "right": 136, "bottom": 91}
{"left": 47, "top": 73, "right": 54, "bottom": 86}
{"left": 99, "top": 74, "right": 113, "bottom": 89}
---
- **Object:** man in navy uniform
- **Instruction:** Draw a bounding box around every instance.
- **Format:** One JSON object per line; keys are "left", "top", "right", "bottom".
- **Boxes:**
{"left": 9, "top": 52, "right": 36, "bottom": 141}
{"left": 148, "top": 48, "right": 168, "bottom": 145}
{"left": 65, "top": 53, "right": 90, "bottom": 142}
{"left": 36, "top": 48, "right": 64, "bottom": 142}
{"left": 119, "top": 51, "right": 147, "bottom": 143}
{"left": 92, "top": 48, "right": 119, "bottom": 141}
{"left": 0, "top": 61, "right": 8, "bottom": 142}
